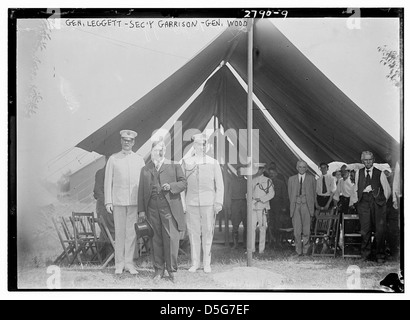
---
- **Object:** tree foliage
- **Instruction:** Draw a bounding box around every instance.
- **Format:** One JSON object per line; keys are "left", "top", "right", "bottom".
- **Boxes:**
{"left": 22, "top": 20, "right": 51, "bottom": 117}
{"left": 377, "top": 45, "right": 400, "bottom": 88}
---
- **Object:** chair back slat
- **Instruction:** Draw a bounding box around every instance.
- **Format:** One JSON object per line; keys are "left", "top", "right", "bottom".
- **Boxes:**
{"left": 72, "top": 212, "right": 96, "bottom": 239}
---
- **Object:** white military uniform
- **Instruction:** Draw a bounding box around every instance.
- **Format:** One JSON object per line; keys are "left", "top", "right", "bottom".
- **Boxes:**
{"left": 183, "top": 154, "right": 224, "bottom": 270}
{"left": 105, "top": 150, "right": 145, "bottom": 271}
{"left": 251, "top": 174, "right": 275, "bottom": 253}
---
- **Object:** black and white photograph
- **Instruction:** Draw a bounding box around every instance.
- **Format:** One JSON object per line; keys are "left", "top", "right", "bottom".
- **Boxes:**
{"left": 7, "top": 4, "right": 405, "bottom": 297}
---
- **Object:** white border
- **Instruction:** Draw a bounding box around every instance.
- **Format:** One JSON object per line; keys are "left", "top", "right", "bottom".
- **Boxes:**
{"left": 2, "top": 0, "right": 408, "bottom": 301}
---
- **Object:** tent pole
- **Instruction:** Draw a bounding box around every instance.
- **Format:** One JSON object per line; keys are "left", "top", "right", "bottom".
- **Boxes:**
{"left": 246, "top": 18, "right": 254, "bottom": 267}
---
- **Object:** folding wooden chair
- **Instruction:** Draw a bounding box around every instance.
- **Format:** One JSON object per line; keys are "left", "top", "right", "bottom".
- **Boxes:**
{"left": 71, "top": 212, "right": 103, "bottom": 265}
{"left": 311, "top": 207, "right": 340, "bottom": 257}
{"left": 278, "top": 227, "right": 295, "bottom": 248}
{"left": 52, "top": 216, "right": 77, "bottom": 265}
{"left": 96, "top": 218, "right": 115, "bottom": 269}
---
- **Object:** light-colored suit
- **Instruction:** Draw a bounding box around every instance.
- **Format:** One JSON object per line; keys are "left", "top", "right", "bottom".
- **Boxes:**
{"left": 251, "top": 175, "right": 274, "bottom": 253}
{"left": 104, "top": 151, "right": 145, "bottom": 270}
{"left": 288, "top": 173, "right": 316, "bottom": 255}
{"left": 182, "top": 154, "right": 224, "bottom": 269}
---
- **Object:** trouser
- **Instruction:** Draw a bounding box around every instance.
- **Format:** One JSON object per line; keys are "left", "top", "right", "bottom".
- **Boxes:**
{"left": 317, "top": 195, "right": 332, "bottom": 208}
{"left": 338, "top": 196, "right": 350, "bottom": 216}
{"left": 386, "top": 201, "right": 399, "bottom": 257}
{"left": 113, "top": 205, "right": 137, "bottom": 270}
{"left": 292, "top": 203, "right": 311, "bottom": 255}
{"left": 251, "top": 209, "right": 267, "bottom": 253}
{"left": 268, "top": 207, "right": 288, "bottom": 243}
{"left": 147, "top": 195, "right": 180, "bottom": 273}
{"left": 186, "top": 205, "right": 215, "bottom": 268}
{"left": 96, "top": 200, "right": 115, "bottom": 239}
{"left": 357, "top": 193, "right": 386, "bottom": 259}
{"left": 231, "top": 199, "right": 247, "bottom": 242}
{"left": 96, "top": 200, "right": 116, "bottom": 260}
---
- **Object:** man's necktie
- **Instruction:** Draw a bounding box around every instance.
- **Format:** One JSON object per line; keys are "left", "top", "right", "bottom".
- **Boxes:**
{"left": 322, "top": 176, "right": 327, "bottom": 194}
{"left": 299, "top": 176, "right": 303, "bottom": 195}
{"left": 365, "top": 169, "right": 371, "bottom": 187}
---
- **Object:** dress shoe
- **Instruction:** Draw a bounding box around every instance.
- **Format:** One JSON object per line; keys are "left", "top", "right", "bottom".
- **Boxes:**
{"left": 152, "top": 270, "right": 164, "bottom": 281}
{"left": 115, "top": 268, "right": 124, "bottom": 275}
{"left": 204, "top": 266, "right": 212, "bottom": 273}
{"left": 126, "top": 266, "right": 139, "bottom": 275}
{"left": 360, "top": 256, "right": 373, "bottom": 263}
{"left": 188, "top": 266, "right": 199, "bottom": 273}
{"left": 167, "top": 272, "right": 175, "bottom": 282}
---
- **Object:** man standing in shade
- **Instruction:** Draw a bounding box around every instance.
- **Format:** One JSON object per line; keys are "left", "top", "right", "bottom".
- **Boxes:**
{"left": 182, "top": 133, "right": 224, "bottom": 273}
{"left": 333, "top": 167, "right": 355, "bottom": 215}
{"left": 229, "top": 165, "right": 248, "bottom": 249}
{"left": 315, "top": 162, "right": 337, "bottom": 213}
{"left": 288, "top": 160, "right": 316, "bottom": 256}
{"left": 350, "top": 151, "right": 391, "bottom": 263}
{"left": 251, "top": 163, "right": 274, "bottom": 254}
{"left": 267, "top": 166, "right": 290, "bottom": 248}
{"left": 94, "top": 159, "right": 115, "bottom": 239}
{"left": 105, "top": 130, "right": 145, "bottom": 275}
{"left": 138, "top": 139, "right": 187, "bottom": 282}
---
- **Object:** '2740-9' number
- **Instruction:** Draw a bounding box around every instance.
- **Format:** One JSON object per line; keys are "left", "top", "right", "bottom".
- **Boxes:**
{"left": 244, "top": 10, "right": 288, "bottom": 19}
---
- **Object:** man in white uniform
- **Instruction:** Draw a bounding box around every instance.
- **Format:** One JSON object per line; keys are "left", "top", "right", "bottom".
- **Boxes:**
{"left": 182, "top": 133, "right": 224, "bottom": 273}
{"left": 251, "top": 163, "right": 275, "bottom": 254}
{"left": 105, "top": 130, "right": 145, "bottom": 275}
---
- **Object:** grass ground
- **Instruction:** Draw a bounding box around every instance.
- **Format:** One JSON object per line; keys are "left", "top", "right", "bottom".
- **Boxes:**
{"left": 15, "top": 201, "right": 402, "bottom": 291}
{"left": 17, "top": 243, "right": 401, "bottom": 291}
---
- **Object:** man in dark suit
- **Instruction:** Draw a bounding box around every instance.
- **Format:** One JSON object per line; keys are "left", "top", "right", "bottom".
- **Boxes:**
{"left": 288, "top": 160, "right": 316, "bottom": 256}
{"left": 93, "top": 162, "right": 115, "bottom": 239}
{"left": 350, "top": 151, "right": 391, "bottom": 263}
{"left": 138, "top": 139, "right": 187, "bottom": 281}
{"left": 268, "top": 167, "right": 290, "bottom": 248}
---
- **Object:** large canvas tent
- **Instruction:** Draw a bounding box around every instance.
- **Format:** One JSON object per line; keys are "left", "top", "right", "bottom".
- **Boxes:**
{"left": 76, "top": 19, "right": 400, "bottom": 178}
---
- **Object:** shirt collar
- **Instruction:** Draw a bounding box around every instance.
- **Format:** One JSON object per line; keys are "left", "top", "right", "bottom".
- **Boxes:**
{"left": 154, "top": 157, "right": 165, "bottom": 167}
{"left": 121, "top": 150, "right": 132, "bottom": 155}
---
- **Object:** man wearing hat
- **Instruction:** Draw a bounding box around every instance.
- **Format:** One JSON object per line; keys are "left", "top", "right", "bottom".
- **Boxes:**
{"left": 182, "top": 133, "right": 224, "bottom": 273}
{"left": 251, "top": 163, "right": 275, "bottom": 254}
{"left": 105, "top": 130, "right": 145, "bottom": 275}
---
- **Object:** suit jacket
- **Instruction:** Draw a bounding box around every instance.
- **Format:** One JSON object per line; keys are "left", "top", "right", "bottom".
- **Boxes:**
{"left": 270, "top": 177, "right": 289, "bottom": 212}
{"left": 252, "top": 175, "right": 275, "bottom": 210}
{"left": 94, "top": 167, "right": 105, "bottom": 202}
{"left": 104, "top": 151, "right": 145, "bottom": 206}
{"left": 138, "top": 160, "right": 187, "bottom": 231}
{"left": 182, "top": 154, "right": 224, "bottom": 206}
{"left": 288, "top": 173, "right": 316, "bottom": 218}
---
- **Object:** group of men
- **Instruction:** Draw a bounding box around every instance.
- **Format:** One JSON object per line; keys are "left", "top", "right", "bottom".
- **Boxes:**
{"left": 228, "top": 151, "right": 401, "bottom": 263}
{"left": 95, "top": 130, "right": 224, "bottom": 281}
{"left": 95, "top": 129, "right": 400, "bottom": 282}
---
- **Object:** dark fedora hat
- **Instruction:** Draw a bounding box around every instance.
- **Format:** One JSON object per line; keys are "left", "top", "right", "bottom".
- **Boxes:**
{"left": 135, "top": 217, "right": 154, "bottom": 239}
